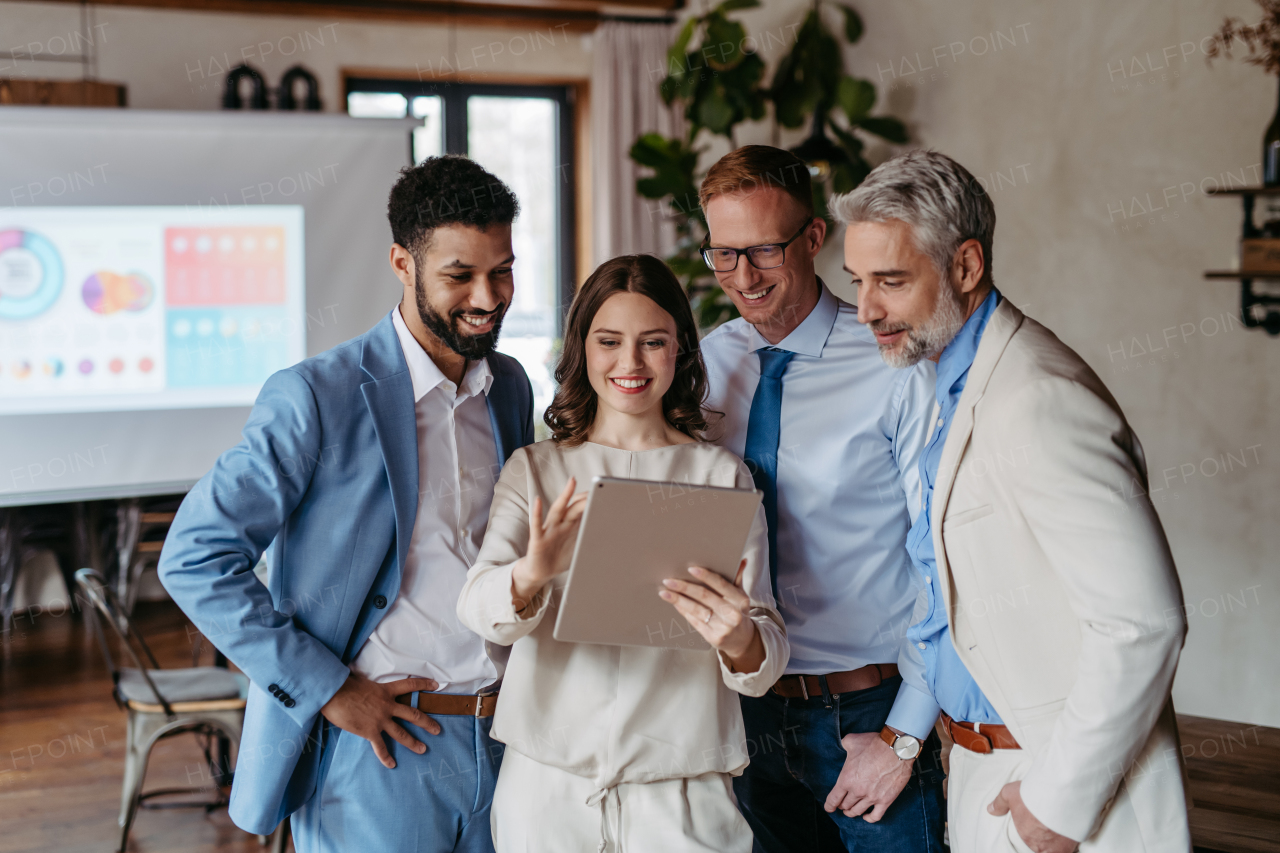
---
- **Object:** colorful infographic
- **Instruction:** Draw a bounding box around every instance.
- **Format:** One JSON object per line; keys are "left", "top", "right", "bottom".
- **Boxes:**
{"left": 0, "top": 207, "right": 304, "bottom": 414}
{"left": 0, "top": 229, "right": 64, "bottom": 320}
{"left": 82, "top": 270, "right": 155, "bottom": 315}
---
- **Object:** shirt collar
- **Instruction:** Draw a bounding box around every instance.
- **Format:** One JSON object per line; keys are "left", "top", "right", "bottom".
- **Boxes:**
{"left": 935, "top": 288, "right": 1000, "bottom": 406}
{"left": 746, "top": 278, "right": 839, "bottom": 357}
{"left": 392, "top": 304, "right": 493, "bottom": 403}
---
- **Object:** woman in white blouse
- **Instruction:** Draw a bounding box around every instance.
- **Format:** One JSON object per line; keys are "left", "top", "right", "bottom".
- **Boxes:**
{"left": 456, "top": 254, "right": 788, "bottom": 852}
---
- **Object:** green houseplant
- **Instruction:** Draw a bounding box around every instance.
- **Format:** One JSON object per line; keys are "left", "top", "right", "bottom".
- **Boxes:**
{"left": 630, "top": 0, "right": 908, "bottom": 329}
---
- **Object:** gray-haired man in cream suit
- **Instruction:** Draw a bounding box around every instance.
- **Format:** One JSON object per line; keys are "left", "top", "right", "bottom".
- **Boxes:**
{"left": 833, "top": 149, "right": 1191, "bottom": 853}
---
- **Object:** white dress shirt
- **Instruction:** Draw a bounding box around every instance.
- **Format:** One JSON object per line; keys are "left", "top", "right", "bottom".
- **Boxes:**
{"left": 700, "top": 283, "right": 935, "bottom": 686}
{"left": 350, "top": 306, "right": 502, "bottom": 694}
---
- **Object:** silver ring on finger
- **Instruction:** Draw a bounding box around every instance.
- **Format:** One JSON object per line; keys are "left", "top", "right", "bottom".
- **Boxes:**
{"left": 704, "top": 609, "right": 713, "bottom": 624}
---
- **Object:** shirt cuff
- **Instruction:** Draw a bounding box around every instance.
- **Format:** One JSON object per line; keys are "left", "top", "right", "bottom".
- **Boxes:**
{"left": 884, "top": 681, "right": 942, "bottom": 741}
{"left": 717, "top": 613, "right": 787, "bottom": 698}
{"left": 505, "top": 566, "right": 553, "bottom": 624}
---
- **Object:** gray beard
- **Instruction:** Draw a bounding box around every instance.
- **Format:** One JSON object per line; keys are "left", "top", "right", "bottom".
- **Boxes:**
{"left": 877, "top": 282, "right": 967, "bottom": 369}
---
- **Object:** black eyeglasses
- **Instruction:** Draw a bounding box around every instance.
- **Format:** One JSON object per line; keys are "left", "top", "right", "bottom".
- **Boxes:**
{"left": 700, "top": 219, "right": 814, "bottom": 272}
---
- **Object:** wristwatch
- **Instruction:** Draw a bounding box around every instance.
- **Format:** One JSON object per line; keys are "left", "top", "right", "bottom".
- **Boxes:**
{"left": 879, "top": 726, "right": 921, "bottom": 760}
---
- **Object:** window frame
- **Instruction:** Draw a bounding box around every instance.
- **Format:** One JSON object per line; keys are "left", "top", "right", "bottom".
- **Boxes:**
{"left": 345, "top": 75, "right": 578, "bottom": 335}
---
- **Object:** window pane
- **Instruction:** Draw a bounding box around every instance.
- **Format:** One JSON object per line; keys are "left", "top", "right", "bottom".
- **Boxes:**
{"left": 411, "top": 96, "right": 444, "bottom": 163}
{"left": 466, "top": 96, "right": 558, "bottom": 426}
{"left": 346, "top": 92, "right": 407, "bottom": 118}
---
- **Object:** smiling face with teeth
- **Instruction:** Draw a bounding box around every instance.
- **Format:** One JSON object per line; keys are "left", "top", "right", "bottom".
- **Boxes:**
{"left": 586, "top": 291, "right": 679, "bottom": 417}
{"left": 703, "top": 187, "right": 827, "bottom": 345}
{"left": 389, "top": 222, "right": 515, "bottom": 376}
{"left": 545, "top": 255, "right": 710, "bottom": 448}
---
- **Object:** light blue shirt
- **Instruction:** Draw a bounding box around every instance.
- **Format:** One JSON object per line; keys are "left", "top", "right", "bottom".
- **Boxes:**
{"left": 885, "top": 288, "right": 1004, "bottom": 740}
{"left": 701, "top": 283, "right": 936, "bottom": 690}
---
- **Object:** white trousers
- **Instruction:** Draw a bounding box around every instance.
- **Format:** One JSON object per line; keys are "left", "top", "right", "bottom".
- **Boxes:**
{"left": 491, "top": 749, "right": 753, "bottom": 853}
{"left": 947, "top": 746, "right": 1150, "bottom": 853}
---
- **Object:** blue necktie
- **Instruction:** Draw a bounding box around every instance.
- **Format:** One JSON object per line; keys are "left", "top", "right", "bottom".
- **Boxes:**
{"left": 743, "top": 347, "right": 794, "bottom": 601}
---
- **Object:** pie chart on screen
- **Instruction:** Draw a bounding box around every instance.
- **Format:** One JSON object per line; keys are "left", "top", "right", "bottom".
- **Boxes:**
{"left": 82, "top": 270, "right": 154, "bottom": 314}
{"left": 0, "top": 229, "right": 64, "bottom": 320}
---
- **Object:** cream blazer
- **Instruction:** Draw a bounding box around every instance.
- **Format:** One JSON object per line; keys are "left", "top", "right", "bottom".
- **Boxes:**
{"left": 457, "top": 439, "right": 788, "bottom": 796}
{"left": 931, "top": 298, "right": 1191, "bottom": 849}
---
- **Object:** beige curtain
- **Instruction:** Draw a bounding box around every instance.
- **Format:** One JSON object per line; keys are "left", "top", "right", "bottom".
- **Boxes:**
{"left": 590, "top": 21, "right": 685, "bottom": 269}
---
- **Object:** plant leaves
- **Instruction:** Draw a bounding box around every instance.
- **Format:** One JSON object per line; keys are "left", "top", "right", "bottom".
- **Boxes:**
{"left": 855, "top": 115, "right": 909, "bottom": 143}
{"left": 678, "top": 62, "right": 703, "bottom": 100}
{"left": 831, "top": 156, "right": 871, "bottom": 195}
{"left": 827, "top": 119, "right": 865, "bottom": 155}
{"left": 668, "top": 17, "right": 697, "bottom": 73}
{"left": 659, "top": 74, "right": 679, "bottom": 105}
{"left": 769, "top": 8, "right": 844, "bottom": 127}
{"left": 836, "top": 76, "right": 875, "bottom": 122}
{"left": 698, "top": 88, "right": 736, "bottom": 134}
{"left": 840, "top": 5, "right": 864, "bottom": 44}
{"left": 628, "top": 133, "right": 677, "bottom": 168}
{"left": 704, "top": 15, "right": 747, "bottom": 69}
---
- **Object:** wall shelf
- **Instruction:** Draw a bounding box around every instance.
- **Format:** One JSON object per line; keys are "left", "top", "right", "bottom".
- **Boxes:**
{"left": 1205, "top": 270, "right": 1280, "bottom": 279}
{"left": 1205, "top": 186, "right": 1280, "bottom": 335}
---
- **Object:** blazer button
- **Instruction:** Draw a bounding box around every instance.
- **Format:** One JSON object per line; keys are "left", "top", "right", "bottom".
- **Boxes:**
{"left": 284, "top": 698, "right": 296, "bottom": 708}
{"left": 373, "top": 595, "right": 388, "bottom": 609}
{"left": 268, "top": 684, "right": 280, "bottom": 695}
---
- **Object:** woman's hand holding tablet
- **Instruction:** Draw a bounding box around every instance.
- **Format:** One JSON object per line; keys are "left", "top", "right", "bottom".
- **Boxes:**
{"left": 510, "top": 477, "right": 588, "bottom": 614}
{"left": 660, "top": 562, "right": 766, "bottom": 674}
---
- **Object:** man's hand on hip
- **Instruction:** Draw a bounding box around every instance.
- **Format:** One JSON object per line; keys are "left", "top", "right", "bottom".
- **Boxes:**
{"left": 823, "top": 731, "right": 913, "bottom": 822}
{"left": 319, "top": 671, "right": 442, "bottom": 769}
{"left": 988, "top": 781, "right": 1079, "bottom": 853}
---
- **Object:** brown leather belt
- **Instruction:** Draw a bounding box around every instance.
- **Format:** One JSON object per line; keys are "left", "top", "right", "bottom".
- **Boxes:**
{"left": 771, "top": 663, "right": 898, "bottom": 699}
{"left": 394, "top": 692, "right": 498, "bottom": 717}
{"left": 939, "top": 712, "right": 1020, "bottom": 753}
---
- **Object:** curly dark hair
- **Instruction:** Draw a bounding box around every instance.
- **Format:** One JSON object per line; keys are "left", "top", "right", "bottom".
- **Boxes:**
{"left": 545, "top": 255, "right": 714, "bottom": 446}
{"left": 386, "top": 155, "right": 519, "bottom": 257}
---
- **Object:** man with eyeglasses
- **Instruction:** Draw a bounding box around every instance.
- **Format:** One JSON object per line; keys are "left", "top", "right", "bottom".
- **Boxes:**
{"left": 697, "top": 146, "right": 943, "bottom": 853}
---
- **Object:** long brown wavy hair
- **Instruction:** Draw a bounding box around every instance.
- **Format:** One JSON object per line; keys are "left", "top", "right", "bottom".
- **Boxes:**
{"left": 544, "top": 254, "right": 713, "bottom": 446}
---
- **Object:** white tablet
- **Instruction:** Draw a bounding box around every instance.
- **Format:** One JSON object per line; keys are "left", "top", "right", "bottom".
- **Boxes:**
{"left": 552, "top": 476, "right": 762, "bottom": 651}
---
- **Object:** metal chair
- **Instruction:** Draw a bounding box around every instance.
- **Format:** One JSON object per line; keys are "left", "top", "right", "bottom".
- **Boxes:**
{"left": 114, "top": 496, "right": 181, "bottom": 615}
{"left": 73, "top": 568, "right": 282, "bottom": 852}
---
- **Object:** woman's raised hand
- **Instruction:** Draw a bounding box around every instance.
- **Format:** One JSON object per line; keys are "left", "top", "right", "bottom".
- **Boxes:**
{"left": 660, "top": 560, "right": 766, "bottom": 674}
{"left": 511, "top": 477, "right": 587, "bottom": 610}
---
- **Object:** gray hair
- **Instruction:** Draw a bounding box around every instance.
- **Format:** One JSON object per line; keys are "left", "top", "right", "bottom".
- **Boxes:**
{"left": 830, "top": 149, "right": 995, "bottom": 285}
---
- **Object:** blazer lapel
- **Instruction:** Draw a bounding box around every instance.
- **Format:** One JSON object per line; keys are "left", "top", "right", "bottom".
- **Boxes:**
{"left": 930, "top": 298, "right": 1024, "bottom": 619}
{"left": 484, "top": 354, "right": 523, "bottom": 465}
{"left": 360, "top": 311, "right": 419, "bottom": 579}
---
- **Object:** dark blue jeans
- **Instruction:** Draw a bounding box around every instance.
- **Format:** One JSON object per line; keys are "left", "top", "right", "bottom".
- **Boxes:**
{"left": 734, "top": 675, "right": 946, "bottom": 853}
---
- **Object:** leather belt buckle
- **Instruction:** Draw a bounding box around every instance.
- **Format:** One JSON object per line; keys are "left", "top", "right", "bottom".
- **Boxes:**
{"left": 473, "top": 695, "right": 484, "bottom": 717}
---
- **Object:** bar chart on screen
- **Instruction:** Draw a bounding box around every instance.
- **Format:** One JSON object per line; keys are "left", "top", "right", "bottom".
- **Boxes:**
{"left": 0, "top": 206, "right": 305, "bottom": 415}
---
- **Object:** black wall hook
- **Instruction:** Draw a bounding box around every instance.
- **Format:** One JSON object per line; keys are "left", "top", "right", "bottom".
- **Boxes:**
{"left": 222, "top": 64, "right": 269, "bottom": 110}
{"left": 277, "top": 65, "right": 322, "bottom": 111}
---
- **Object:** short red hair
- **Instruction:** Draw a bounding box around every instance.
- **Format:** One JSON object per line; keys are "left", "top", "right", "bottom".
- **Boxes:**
{"left": 699, "top": 145, "right": 813, "bottom": 217}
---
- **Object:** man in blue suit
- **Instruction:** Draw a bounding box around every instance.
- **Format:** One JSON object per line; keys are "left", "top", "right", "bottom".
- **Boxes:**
{"left": 159, "top": 155, "right": 534, "bottom": 852}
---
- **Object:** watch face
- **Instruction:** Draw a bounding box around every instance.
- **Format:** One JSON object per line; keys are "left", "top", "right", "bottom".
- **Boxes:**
{"left": 893, "top": 735, "right": 922, "bottom": 760}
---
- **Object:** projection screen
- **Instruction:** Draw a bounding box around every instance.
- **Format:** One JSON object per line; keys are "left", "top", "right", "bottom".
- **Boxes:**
{"left": 0, "top": 107, "right": 415, "bottom": 506}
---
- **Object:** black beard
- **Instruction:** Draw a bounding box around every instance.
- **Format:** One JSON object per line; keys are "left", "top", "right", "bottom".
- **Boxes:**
{"left": 414, "top": 275, "right": 505, "bottom": 360}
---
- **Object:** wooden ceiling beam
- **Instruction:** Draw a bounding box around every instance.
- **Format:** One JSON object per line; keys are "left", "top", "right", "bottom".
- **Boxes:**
{"left": 24, "top": 0, "right": 680, "bottom": 32}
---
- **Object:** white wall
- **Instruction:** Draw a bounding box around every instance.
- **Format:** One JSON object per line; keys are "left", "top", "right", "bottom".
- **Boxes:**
{"left": 3, "top": 0, "right": 1276, "bottom": 726}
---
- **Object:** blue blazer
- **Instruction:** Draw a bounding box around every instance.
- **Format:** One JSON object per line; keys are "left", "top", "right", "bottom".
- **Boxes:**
{"left": 158, "top": 309, "right": 534, "bottom": 834}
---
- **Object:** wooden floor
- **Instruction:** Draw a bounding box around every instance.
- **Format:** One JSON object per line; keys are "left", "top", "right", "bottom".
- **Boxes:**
{"left": 1, "top": 600, "right": 1276, "bottom": 852}
{"left": 0, "top": 600, "right": 283, "bottom": 853}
